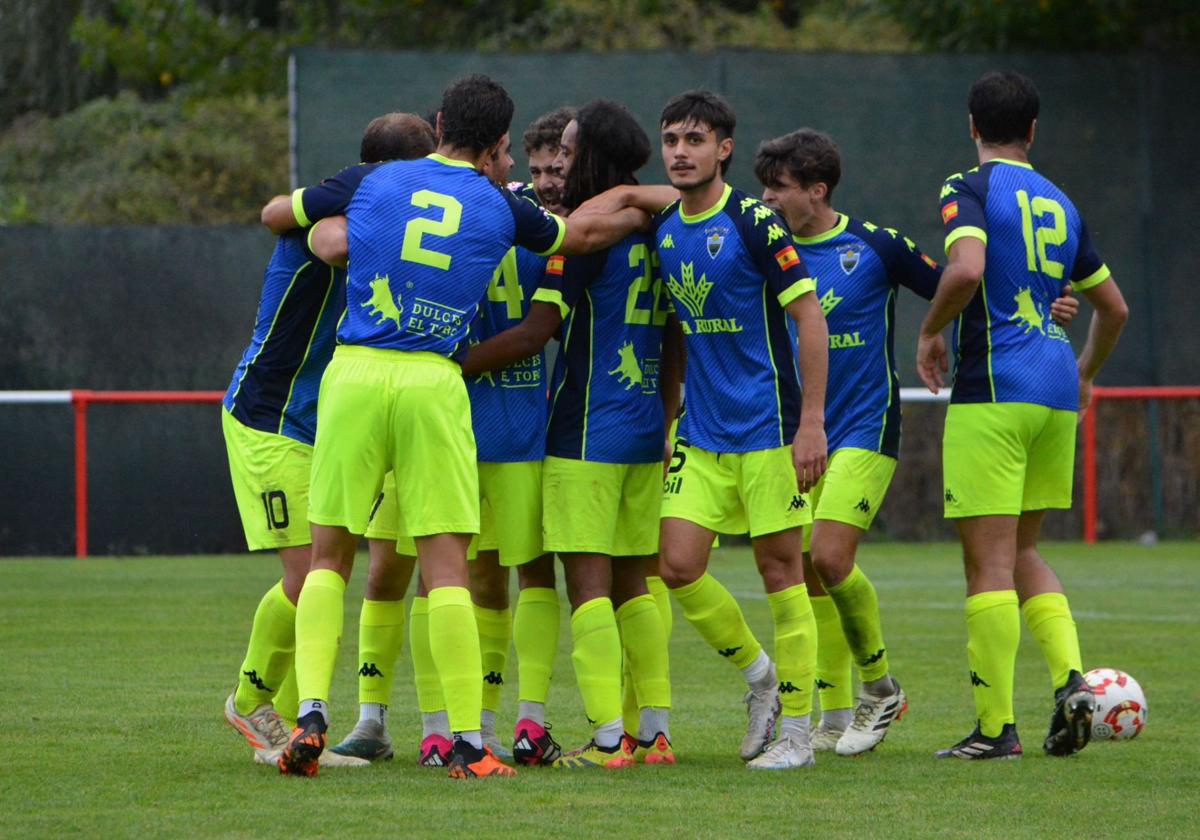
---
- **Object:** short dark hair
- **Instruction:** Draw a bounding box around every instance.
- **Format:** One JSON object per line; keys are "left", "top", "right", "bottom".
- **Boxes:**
{"left": 359, "top": 112, "right": 436, "bottom": 163}
{"left": 660, "top": 89, "right": 736, "bottom": 175}
{"left": 563, "top": 99, "right": 650, "bottom": 209}
{"left": 439, "top": 74, "right": 514, "bottom": 155}
{"left": 523, "top": 106, "right": 576, "bottom": 156}
{"left": 969, "top": 71, "right": 1040, "bottom": 145}
{"left": 753, "top": 129, "right": 841, "bottom": 202}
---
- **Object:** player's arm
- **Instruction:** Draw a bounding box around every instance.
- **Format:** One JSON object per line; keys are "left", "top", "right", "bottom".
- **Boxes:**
{"left": 916, "top": 236, "right": 983, "bottom": 393}
{"left": 262, "top": 164, "right": 378, "bottom": 234}
{"left": 573, "top": 184, "right": 680, "bottom": 218}
{"left": 557, "top": 206, "right": 650, "bottom": 255}
{"left": 459, "top": 302, "right": 563, "bottom": 377}
{"left": 308, "top": 216, "right": 348, "bottom": 267}
{"left": 1075, "top": 277, "right": 1128, "bottom": 418}
{"left": 660, "top": 313, "right": 684, "bottom": 424}
{"left": 786, "top": 291, "right": 829, "bottom": 493}
{"left": 261, "top": 195, "right": 295, "bottom": 233}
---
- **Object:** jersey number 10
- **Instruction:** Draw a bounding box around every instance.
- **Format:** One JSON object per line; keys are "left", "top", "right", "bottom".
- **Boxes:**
{"left": 1015, "top": 190, "right": 1067, "bottom": 280}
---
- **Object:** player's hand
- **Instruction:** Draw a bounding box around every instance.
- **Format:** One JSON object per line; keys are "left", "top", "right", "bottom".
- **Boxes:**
{"left": 792, "top": 422, "right": 827, "bottom": 493}
{"left": 1050, "top": 285, "right": 1080, "bottom": 326}
{"left": 573, "top": 186, "right": 629, "bottom": 218}
{"left": 917, "top": 331, "right": 949, "bottom": 394}
{"left": 663, "top": 436, "right": 673, "bottom": 479}
{"left": 1078, "top": 374, "right": 1094, "bottom": 424}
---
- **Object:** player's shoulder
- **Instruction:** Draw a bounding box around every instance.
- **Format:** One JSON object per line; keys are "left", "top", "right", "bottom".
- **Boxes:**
{"left": 726, "top": 187, "right": 791, "bottom": 247}
{"left": 508, "top": 181, "right": 541, "bottom": 205}
{"left": 846, "top": 216, "right": 921, "bottom": 258}
{"left": 939, "top": 163, "right": 989, "bottom": 199}
{"left": 652, "top": 198, "right": 683, "bottom": 230}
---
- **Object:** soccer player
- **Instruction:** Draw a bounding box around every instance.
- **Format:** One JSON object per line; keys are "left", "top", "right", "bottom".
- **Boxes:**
{"left": 754, "top": 128, "right": 1079, "bottom": 756}
{"left": 221, "top": 112, "right": 435, "bottom": 768}
{"left": 460, "top": 99, "right": 678, "bottom": 768}
{"left": 596, "top": 90, "right": 830, "bottom": 769}
{"left": 288, "top": 74, "right": 648, "bottom": 778}
{"left": 918, "top": 70, "right": 1128, "bottom": 759}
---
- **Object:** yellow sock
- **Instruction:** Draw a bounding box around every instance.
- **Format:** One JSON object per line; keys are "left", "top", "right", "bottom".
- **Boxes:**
{"left": 294, "top": 569, "right": 346, "bottom": 704}
{"left": 965, "top": 590, "right": 1020, "bottom": 738}
{"left": 616, "top": 594, "right": 672, "bottom": 710}
{"left": 811, "top": 595, "right": 853, "bottom": 713}
{"left": 1022, "top": 592, "right": 1082, "bottom": 691}
{"left": 428, "top": 586, "right": 483, "bottom": 733}
{"left": 671, "top": 573, "right": 763, "bottom": 669}
{"left": 621, "top": 659, "right": 638, "bottom": 735}
{"left": 767, "top": 585, "right": 817, "bottom": 718}
{"left": 570, "top": 597, "right": 623, "bottom": 728}
{"left": 475, "top": 605, "right": 512, "bottom": 713}
{"left": 827, "top": 565, "right": 890, "bottom": 683}
{"left": 624, "top": 576, "right": 673, "bottom": 732}
{"left": 514, "top": 587, "right": 559, "bottom": 704}
{"left": 273, "top": 665, "right": 298, "bottom": 725}
{"left": 409, "top": 596, "right": 445, "bottom": 713}
{"left": 357, "top": 599, "right": 405, "bottom": 706}
{"left": 646, "top": 575, "right": 673, "bottom": 640}
{"left": 234, "top": 580, "right": 297, "bottom": 715}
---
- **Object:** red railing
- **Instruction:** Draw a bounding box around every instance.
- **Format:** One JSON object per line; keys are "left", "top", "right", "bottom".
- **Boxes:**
{"left": 2, "top": 386, "right": 1196, "bottom": 555}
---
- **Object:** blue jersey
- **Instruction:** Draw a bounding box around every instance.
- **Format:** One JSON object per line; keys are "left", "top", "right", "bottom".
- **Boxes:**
{"left": 223, "top": 232, "right": 343, "bottom": 446}
{"left": 339, "top": 155, "right": 566, "bottom": 358}
{"left": 466, "top": 188, "right": 551, "bottom": 462}
{"left": 651, "top": 185, "right": 815, "bottom": 454}
{"left": 939, "top": 159, "right": 1109, "bottom": 409}
{"left": 223, "top": 163, "right": 383, "bottom": 445}
{"left": 534, "top": 232, "right": 667, "bottom": 464}
{"left": 794, "top": 215, "right": 941, "bottom": 457}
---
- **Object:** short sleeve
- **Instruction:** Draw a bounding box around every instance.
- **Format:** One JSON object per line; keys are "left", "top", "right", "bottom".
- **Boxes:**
{"left": 735, "top": 199, "right": 815, "bottom": 307}
{"left": 504, "top": 189, "right": 566, "bottom": 256}
{"left": 940, "top": 170, "right": 988, "bottom": 255}
{"left": 1069, "top": 217, "right": 1110, "bottom": 291}
{"left": 531, "top": 250, "right": 605, "bottom": 318}
{"left": 866, "top": 224, "right": 942, "bottom": 302}
{"left": 296, "top": 163, "right": 380, "bottom": 228}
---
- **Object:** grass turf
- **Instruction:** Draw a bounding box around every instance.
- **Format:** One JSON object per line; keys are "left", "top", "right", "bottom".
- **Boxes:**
{"left": 2, "top": 541, "right": 1197, "bottom": 838}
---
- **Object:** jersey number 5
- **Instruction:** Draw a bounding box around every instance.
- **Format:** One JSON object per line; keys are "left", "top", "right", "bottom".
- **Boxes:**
{"left": 1016, "top": 190, "right": 1067, "bottom": 279}
{"left": 625, "top": 244, "right": 670, "bottom": 326}
{"left": 401, "top": 190, "right": 462, "bottom": 270}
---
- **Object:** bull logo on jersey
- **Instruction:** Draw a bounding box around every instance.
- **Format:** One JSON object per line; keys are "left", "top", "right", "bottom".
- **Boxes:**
{"left": 1010, "top": 287, "right": 1046, "bottom": 336}
{"left": 362, "top": 274, "right": 403, "bottom": 331}
{"left": 838, "top": 245, "right": 860, "bottom": 274}
{"left": 705, "top": 226, "right": 727, "bottom": 258}
{"left": 666, "top": 262, "right": 713, "bottom": 320}
{"left": 609, "top": 342, "right": 643, "bottom": 390}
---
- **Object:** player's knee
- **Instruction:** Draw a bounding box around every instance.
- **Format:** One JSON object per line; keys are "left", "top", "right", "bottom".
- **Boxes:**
{"left": 809, "top": 544, "right": 851, "bottom": 587}
{"left": 659, "top": 551, "right": 701, "bottom": 590}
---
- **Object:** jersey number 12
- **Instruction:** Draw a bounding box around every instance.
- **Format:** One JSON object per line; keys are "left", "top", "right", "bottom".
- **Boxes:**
{"left": 1016, "top": 190, "right": 1067, "bottom": 279}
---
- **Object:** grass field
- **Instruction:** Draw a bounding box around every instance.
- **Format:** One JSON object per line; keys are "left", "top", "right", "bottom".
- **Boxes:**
{"left": 3, "top": 542, "right": 1198, "bottom": 838}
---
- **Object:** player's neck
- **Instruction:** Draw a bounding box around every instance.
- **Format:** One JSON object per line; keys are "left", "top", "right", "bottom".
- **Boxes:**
{"left": 794, "top": 204, "right": 839, "bottom": 239}
{"left": 435, "top": 143, "right": 487, "bottom": 171}
{"left": 977, "top": 141, "right": 1030, "bottom": 166}
{"left": 679, "top": 175, "right": 728, "bottom": 217}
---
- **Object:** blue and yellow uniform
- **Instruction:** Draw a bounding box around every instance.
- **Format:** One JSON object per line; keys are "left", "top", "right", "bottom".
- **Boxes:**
{"left": 938, "top": 158, "right": 1110, "bottom": 517}
{"left": 534, "top": 231, "right": 667, "bottom": 556}
{"left": 652, "top": 185, "right": 816, "bottom": 537}
{"left": 793, "top": 215, "right": 940, "bottom": 536}
{"left": 308, "top": 154, "right": 565, "bottom": 538}
{"left": 222, "top": 163, "right": 382, "bottom": 550}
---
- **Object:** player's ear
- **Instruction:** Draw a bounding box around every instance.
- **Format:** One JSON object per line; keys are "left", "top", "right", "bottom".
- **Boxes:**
{"left": 717, "top": 135, "right": 734, "bottom": 163}
{"left": 434, "top": 111, "right": 444, "bottom": 142}
{"left": 1027, "top": 118, "right": 1037, "bottom": 148}
{"left": 968, "top": 114, "right": 979, "bottom": 140}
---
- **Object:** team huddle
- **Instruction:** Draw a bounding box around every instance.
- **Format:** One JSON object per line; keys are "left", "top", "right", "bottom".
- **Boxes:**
{"left": 220, "top": 69, "right": 1128, "bottom": 777}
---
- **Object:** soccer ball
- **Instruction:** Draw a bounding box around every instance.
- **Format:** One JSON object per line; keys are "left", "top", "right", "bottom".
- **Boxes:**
{"left": 1083, "top": 668, "right": 1147, "bottom": 741}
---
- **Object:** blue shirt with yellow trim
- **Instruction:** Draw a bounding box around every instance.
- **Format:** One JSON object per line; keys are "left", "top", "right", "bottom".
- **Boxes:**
{"left": 533, "top": 231, "right": 666, "bottom": 464}
{"left": 466, "top": 184, "right": 551, "bottom": 463}
{"left": 939, "top": 159, "right": 1109, "bottom": 409}
{"left": 651, "top": 185, "right": 815, "bottom": 454}
{"left": 339, "top": 154, "right": 566, "bottom": 358}
{"left": 794, "top": 214, "right": 941, "bottom": 457}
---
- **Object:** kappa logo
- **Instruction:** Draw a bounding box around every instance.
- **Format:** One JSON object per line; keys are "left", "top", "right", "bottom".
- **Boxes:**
{"left": 705, "top": 226, "right": 727, "bottom": 258}
{"left": 815, "top": 678, "right": 835, "bottom": 689}
{"left": 660, "top": 233, "right": 675, "bottom": 249}
{"left": 666, "top": 262, "right": 714, "bottom": 319}
{"left": 855, "top": 497, "right": 871, "bottom": 513}
{"left": 940, "top": 182, "right": 957, "bottom": 199}
{"left": 945, "top": 488, "right": 958, "bottom": 504}
{"left": 862, "top": 648, "right": 886, "bottom": 666}
{"left": 484, "top": 671, "right": 504, "bottom": 686}
{"left": 970, "top": 671, "right": 990, "bottom": 688}
{"left": 838, "top": 244, "right": 861, "bottom": 274}
{"left": 779, "top": 681, "right": 800, "bottom": 694}
{"left": 362, "top": 273, "right": 404, "bottom": 330}
{"left": 609, "top": 341, "right": 644, "bottom": 390}
{"left": 243, "top": 670, "right": 273, "bottom": 692}
{"left": 717, "top": 645, "right": 744, "bottom": 658}
{"left": 359, "top": 662, "right": 384, "bottom": 678}
{"left": 766, "top": 223, "right": 787, "bottom": 244}
{"left": 1010, "top": 287, "right": 1046, "bottom": 335}
{"left": 819, "top": 287, "right": 842, "bottom": 317}
{"left": 788, "top": 495, "right": 807, "bottom": 511}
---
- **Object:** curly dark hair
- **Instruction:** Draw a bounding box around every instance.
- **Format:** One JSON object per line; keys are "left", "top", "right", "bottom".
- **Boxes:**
{"left": 562, "top": 99, "right": 650, "bottom": 210}
{"left": 753, "top": 128, "right": 841, "bottom": 201}
{"left": 660, "top": 89, "right": 736, "bottom": 175}
{"left": 359, "top": 112, "right": 435, "bottom": 163}
{"left": 439, "top": 74, "right": 514, "bottom": 155}
{"left": 969, "top": 71, "right": 1040, "bottom": 145}
{"left": 522, "top": 106, "right": 576, "bottom": 156}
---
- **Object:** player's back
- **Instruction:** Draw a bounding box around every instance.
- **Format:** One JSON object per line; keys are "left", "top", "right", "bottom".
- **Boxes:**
{"left": 545, "top": 231, "right": 666, "bottom": 464}
{"left": 941, "top": 160, "right": 1104, "bottom": 410}
{"left": 223, "top": 231, "right": 343, "bottom": 445}
{"left": 341, "top": 156, "right": 532, "bottom": 358}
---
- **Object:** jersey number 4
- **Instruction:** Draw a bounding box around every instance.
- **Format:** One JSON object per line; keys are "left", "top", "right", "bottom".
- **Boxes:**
{"left": 487, "top": 248, "right": 524, "bottom": 319}
{"left": 1016, "top": 190, "right": 1067, "bottom": 279}
{"left": 400, "top": 190, "right": 462, "bottom": 270}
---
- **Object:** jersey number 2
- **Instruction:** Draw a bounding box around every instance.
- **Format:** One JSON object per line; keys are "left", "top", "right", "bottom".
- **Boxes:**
{"left": 625, "top": 244, "right": 669, "bottom": 326}
{"left": 1016, "top": 190, "right": 1067, "bottom": 279}
{"left": 400, "top": 190, "right": 462, "bottom": 270}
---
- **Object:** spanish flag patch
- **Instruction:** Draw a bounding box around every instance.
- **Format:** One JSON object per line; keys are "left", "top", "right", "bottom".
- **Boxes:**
{"left": 546, "top": 255, "right": 565, "bottom": 275}
{"left": 774, "top": 245, "right": 800, "bottom": 271}
{"left": 941, "top": 201, "right": 959, "bottom": 223}
{"left": 922, "top": 254, "right": 938, "bottom": 269}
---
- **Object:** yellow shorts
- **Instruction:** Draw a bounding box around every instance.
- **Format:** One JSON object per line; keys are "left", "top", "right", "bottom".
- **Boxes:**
{"left": 802, "top": 448, "right": 897, "bottom": 551}
{"left": 366, "top": 462, "right": 543, "bottom": 566}
{"left": 542, "top": 457, "right": 660, "bottom": 556}
{"left": 221, "top": 408, "right": 313, "bottom": 550}
{"left": 660, "top": 440, "right": 811, "bottom": 537}
{"left": 308, "top": 346, "right": 478, "bottom": 536}
{"left": 942, "top": 402, "right": 1076, "bottom": 518}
